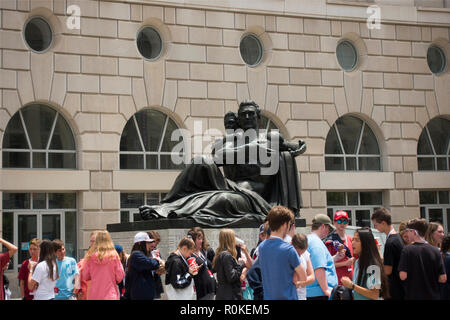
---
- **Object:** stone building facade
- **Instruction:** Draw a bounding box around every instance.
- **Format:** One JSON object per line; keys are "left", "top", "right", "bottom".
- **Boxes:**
{"left": 0, "top": 0, "right": 449, "bottom": 294}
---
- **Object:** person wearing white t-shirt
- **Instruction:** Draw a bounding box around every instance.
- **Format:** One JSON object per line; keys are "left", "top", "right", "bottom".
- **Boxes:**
{"left": 28, "top": 240, "right": 59, "bottom": 300}
{"left": 291, "top": 233, "right": 315, "bottom": 300}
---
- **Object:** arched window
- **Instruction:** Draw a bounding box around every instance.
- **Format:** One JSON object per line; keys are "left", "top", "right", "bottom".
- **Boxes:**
{"left": 417, "top": 117, "right": 450, "bottom": 171}
{"left": 2, "top": 104, "right": 76, "bottom": 168}
{"left": 325, "top": 115, "right": 381, "bottom": 171}
{"left": 120, "top": 109, "right": 184, "bottom": 170}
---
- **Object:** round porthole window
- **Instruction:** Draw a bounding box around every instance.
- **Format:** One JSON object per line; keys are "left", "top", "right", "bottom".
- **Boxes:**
{"left": 240, "top": 34, "right": 263, "bottom": 67}
{"left": 336, "top": 40, "right": 358, "bottom": 71}
{"left": 427, "top": 45, "right": 447, "bottom": 75}
{"left": 136, "top": 26, "right": 163, "bottom": 61}
{"left": 23, "top": 17, "right": 53, "bottom": 53}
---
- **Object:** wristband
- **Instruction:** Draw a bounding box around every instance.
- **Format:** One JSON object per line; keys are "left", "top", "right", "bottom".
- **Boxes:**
{"left": 351, "top": 283, "right": 355, "bottom": 290}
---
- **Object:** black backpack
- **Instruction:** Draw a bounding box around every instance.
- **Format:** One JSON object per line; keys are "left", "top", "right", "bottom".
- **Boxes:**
{"left": 330, "top": 285, "right": 353, "bottom": 300}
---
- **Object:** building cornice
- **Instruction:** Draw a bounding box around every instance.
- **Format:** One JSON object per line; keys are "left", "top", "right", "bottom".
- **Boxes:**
{"left": 111, "top": 0, "right": 450, "bottom": 26}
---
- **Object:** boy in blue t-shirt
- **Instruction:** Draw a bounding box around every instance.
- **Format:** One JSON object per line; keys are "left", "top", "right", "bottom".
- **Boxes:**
{"left": 53, "top": 239, "right": 80, "bottom": 300}
{"left": 258, "top": 206, "right": 306, "bottom": 300}
{"left": 306, "top": 214, "right": 338, "bottom": 299}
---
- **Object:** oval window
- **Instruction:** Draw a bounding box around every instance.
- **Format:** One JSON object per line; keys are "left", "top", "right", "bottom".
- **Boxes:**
{"left": 336, "top": 40, "right": 358, "bottom": 71}
{"left": 240, "top": 34, "right": 263, "bottom": 67}
{"left": 427, "top": 45, "right": 447, "bottom": 75}
{"left": 136, "top": 26, "right": 163, "bottom": 61}
{"left": 23, "top": 17, "right": 53, "bottom": 53}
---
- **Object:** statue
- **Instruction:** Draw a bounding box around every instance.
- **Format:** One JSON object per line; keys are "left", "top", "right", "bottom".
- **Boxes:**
{"left": 139, "top": 101, "right": 306, "bottom": 227}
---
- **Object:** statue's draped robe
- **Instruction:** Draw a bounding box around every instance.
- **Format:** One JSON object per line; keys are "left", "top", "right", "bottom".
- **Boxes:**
{"left": 140, "top": 158, "right": 272, "bottom": 227}
{"left": 266, "top": 151, "right": 302, "bottom": 216}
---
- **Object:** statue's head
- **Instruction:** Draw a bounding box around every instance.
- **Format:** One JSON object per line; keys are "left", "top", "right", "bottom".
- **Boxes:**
{"left": 224, "top": 111, "right": 238, "bottom": 130}
{"left": 237, "top": 101, "right": 261, "bottom": 131}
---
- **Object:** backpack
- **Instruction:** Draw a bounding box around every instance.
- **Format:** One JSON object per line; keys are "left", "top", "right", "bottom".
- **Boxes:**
{"left": 330, "top": 285, "right": 353, "bottom": 300}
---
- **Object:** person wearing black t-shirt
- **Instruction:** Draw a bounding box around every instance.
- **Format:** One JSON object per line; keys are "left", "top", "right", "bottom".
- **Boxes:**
{"left": 371, "top": 207, "right": 404, "bottom": 300}
{"left": 398, "top": 219, "right": 447, "bottom": 300}
{"left": 187, "top": 228, "right": 217, "bottom": 300}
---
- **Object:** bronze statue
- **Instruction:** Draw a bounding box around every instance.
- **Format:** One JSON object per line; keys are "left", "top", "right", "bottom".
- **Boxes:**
{"left": 140, "top": 101, "right": 306, "bottom": 227}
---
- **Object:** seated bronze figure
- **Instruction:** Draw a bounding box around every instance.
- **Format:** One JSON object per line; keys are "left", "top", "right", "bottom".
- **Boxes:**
{"left": 140, "top": 101, "right": 306, "bottom": 227}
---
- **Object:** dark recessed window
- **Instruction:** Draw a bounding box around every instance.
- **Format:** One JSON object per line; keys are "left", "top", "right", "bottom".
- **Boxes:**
{"left": 2, "top": 104, "right": 76, "bottom": 169}
{"left": 326, "top": 191, "right": 383, "bottom": 227}
{"left": 136, "top": 26, "right": 163, "bottom": 60}
{"left": 120, "top": 109, "right": 185, "bottom": 170}
{"left": 336, "top": 40, "right": 358, "bottom": 71}
{"left": 427, "top": 46, "right": 447, "bottom": 75}
{"left": 24, "top": 17, "right": 53, "bottom": 53}
{"left": 120, "top": 192, "right": 167, "bottom": 223}
{"left": 417, "top": 117, "right": 450, "bottom": 171}
{"left": 325, "top": 115, "right": 381, "bottom": 171}
{"left": 240, "top": 34, "right": 263, "bottom": 67}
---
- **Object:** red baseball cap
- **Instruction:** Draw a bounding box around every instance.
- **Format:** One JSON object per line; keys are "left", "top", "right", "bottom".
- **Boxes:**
{"left": 334, "top": 210, "right": 349, "bottom": 221}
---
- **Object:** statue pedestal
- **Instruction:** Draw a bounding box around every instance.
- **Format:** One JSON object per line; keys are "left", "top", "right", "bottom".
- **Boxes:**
{"left": 107, "top": 218, "right": 306, "bottom": 260}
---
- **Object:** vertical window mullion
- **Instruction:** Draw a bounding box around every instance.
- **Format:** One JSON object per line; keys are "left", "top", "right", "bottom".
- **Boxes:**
{"left": 19, "top": 110, "right": 33, "bottom": 167}
{"left": 334, "top": 125, "right": 347, "bottom": 171}
{"left": 157, "top": 117, "right": 169, "bottom": 169}
{"left": 447, "top": 143, "right": 450, "bottom": 170}
{"left": 18, "top": 110, "right": 32, "bottom": 150}
{"left": 355, "top": 123, "right": 365, "bottom": 171}
{"left": 46, "top": 113, "right": 58, "bottom": 150}
{"left": 158, "top": 117, "right": 169, "bottom": 153}
{"left": 133, "top": 115, "right": 146, "bottom": 169}
{"left": 425, "top": 127, "right": 438, "bottom": 169}
{"left": 46, "top": 113, "right": 59, "bottom": 169}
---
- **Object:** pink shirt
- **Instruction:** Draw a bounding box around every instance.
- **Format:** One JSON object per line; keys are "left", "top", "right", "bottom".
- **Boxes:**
{"left": 0, "top": 253, "right": 10, "bottom": 300}
{"left": 80, "top": 253, "right": 124, "bottom": 300}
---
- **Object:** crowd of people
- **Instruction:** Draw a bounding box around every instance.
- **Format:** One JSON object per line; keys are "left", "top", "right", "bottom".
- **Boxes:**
{"left": 0, "top": 205, "right": 449, "bottom": 300}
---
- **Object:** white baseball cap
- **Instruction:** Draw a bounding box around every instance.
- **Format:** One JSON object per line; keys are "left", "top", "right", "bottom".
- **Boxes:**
{"left": 134, "top": 232, "right": 155, "bottom": 244}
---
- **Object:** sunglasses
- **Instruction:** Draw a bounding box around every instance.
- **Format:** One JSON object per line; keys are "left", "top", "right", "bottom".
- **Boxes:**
{"left": 336, "top": 219, "right": 348, "bottom": 224}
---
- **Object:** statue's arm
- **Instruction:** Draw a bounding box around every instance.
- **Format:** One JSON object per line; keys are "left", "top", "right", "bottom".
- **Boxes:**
{"left": 288, "top": 139, "right": 306, "bottom": 157}
{"left": 267, "top": 131, "right": 306, "bottom": 157}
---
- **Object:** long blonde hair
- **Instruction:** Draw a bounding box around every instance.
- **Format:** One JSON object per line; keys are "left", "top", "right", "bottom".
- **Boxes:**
{"left": 213, "top": 229, "right": 237, "bottom": 268}
{"left": 85, "top": 230, "right": 119, "bottom": 262}
{"left": 425, "top": 222, "right": 443, "bottom": 248}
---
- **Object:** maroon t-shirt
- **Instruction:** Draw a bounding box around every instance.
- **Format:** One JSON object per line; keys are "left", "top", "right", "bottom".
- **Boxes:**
{"left": 18, "top": 259, "right": 35, "bottom": 300}
{"left": 1, "top": 252, "right": 11, "bottom": 300}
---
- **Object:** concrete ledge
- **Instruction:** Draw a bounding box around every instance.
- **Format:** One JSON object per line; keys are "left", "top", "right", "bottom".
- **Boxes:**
{"left": 413, "top": 171, "right": 450, "bottom": 189}
{"left": 126, "top": 0, "right": 450, "bottom": 26}
{"left": 107, "top": 217, "right": 306, "bottom": 232}
{"left": 0, "top": 169, "right": 90, "bottom": 191}
{"left": 319, "top": 171, "right": 395, "bottom": 190}
{"left": 112, "top": 170, "right": 181, "bottom": 191}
